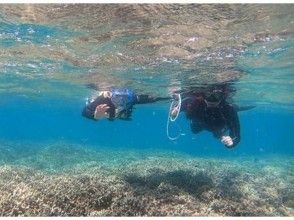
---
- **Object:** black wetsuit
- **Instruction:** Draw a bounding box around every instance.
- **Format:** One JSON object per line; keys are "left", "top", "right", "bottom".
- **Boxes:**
{"left": 180, "top": 95, "right": 240, "bottom": 147}
{"left": 82, "top": 94, "right": 168, "bottom": 121}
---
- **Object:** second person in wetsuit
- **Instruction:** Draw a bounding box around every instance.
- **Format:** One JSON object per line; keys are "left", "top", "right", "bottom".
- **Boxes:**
{"left": 171, "top": 85, "right": 243, "bottom": 148}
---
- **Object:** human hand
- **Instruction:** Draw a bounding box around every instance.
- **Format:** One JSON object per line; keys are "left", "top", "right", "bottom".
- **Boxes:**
{"left": 171, "top": 107, "right": 179, "bottom": 117}
{"left": 221, "top": 136, "right": 234, "bottom": 147}
{"left": 94, "top": 104, "right": 110, "bottom": 120}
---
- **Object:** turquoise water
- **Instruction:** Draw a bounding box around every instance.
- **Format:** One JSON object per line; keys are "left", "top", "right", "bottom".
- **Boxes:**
{"left": 0, "top": 4, "right": 293, "bottom": 216}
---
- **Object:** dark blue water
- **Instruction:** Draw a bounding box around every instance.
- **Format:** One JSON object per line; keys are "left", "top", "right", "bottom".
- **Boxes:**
{"left": 1, "top": 91, "right": 293, "bottom": 158}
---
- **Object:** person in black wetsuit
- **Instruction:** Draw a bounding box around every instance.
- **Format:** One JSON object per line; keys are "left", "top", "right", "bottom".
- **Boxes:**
{"left": 170, "top": 84, "right": 254, "bottom": 148}
{"left": 82, "top": 88, "right": 168, "bottom": 121}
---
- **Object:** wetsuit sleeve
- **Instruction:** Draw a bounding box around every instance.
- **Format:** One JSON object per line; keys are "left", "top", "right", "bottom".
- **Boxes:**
{"left": 179, "top": 96, "right": 190, "bottom": 112}
{"left": 225, "top": 104, "right": 241, "bottom": 147}
{"left": 135, "top": 95, "right": 170, "bottom": 104}
{"left": 82, "top": 95, "right": 115, "bottom": 120}
{"left": 179, "top": 96, "right": 198, "bottom": 113}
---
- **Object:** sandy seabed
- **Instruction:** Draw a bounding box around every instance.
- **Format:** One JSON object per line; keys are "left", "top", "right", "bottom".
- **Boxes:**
{"left": 0, "top": 142, "right": 293, "bottom": 216}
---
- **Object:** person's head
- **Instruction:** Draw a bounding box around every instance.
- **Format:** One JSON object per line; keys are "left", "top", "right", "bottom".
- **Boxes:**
{"left": 203, "top": 86, "right": 227, "bottom": 108}
{"left": 186, "top": 83, "right": 235, "bottom": 107}
{"left": 203, "top": 89, "right": 225, "bottom": 108}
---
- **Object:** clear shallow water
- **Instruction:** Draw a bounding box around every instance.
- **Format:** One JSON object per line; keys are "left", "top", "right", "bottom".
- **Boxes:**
{"left": 0, "top": 4, "right": 293, "bottom": 216}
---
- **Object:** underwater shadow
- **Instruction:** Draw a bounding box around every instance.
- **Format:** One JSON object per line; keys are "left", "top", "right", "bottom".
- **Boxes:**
{"left": 123, "top": 170, "right": 214, "bottom": 199}
{"left": 216, "top": 170, "right": 243, "bottom": 201}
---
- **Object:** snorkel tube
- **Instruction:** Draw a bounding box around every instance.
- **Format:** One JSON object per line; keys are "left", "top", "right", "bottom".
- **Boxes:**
{"left": 166, "top": 93, "right": 182, "bottom": 140}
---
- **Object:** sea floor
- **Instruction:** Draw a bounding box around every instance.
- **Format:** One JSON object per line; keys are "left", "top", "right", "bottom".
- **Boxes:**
{"left": 0, "top": 141, "right": 293, "bottom": 216}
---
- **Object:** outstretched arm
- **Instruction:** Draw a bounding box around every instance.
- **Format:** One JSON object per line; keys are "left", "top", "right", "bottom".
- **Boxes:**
{"left": 135, "top": 95, "right": 170, "bottom": 104}
{"left": 170, "top": 94, "right": 199, "bottom": 118}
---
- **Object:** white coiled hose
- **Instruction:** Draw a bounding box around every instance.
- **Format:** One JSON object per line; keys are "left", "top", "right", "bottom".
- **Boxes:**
{"left": 166, "top": 93, "right": 182, "bottom": 140}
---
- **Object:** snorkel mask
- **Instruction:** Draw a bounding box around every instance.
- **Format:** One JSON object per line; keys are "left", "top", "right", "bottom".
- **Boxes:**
{"left": 111, "top": 88, "right": 135, "bottom": 118}
{"left": 204, "top": 89, "right": 224, "bottom": 107}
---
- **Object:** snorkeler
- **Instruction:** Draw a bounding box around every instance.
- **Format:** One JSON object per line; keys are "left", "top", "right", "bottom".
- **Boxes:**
{"left": 169, "top": 84, "right": 254, "bottom": 148}
{"left": 82, "top": 88, "right": 169, "bottom": 121}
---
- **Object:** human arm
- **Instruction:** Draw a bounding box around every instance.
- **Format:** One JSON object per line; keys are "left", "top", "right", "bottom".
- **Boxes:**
{"left": 222, "top": 104, "right": 241, "bottom": 148}
{"left": 170, "top": 94, "right": 200, "bottom": 118}
{"left": 135, "top": 94, "right": 170, "bottom": 104}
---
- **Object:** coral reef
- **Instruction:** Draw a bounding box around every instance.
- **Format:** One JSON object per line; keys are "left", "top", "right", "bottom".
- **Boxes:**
{"left": 0, "top": 142, "right": 293, "bottom": 216}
